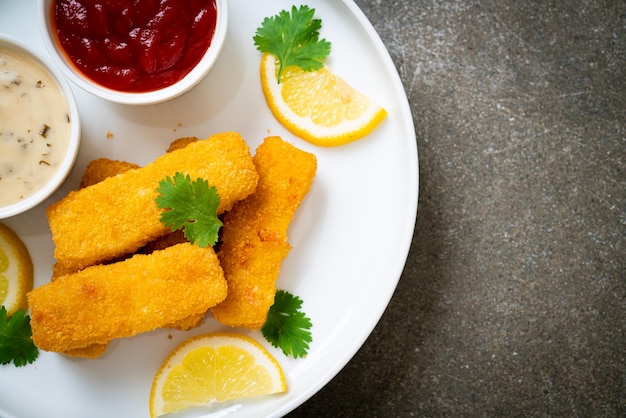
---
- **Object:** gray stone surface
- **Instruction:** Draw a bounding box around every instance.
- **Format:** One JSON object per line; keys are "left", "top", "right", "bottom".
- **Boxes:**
{"left": 288, "top": 0, "right": 625, "bottom": 416}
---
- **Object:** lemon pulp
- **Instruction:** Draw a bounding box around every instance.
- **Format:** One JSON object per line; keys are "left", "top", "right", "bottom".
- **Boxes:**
{"left": 260, "top": 53, "right": 387, "bottom": 147}
{"left": 150, "top": 332, "right": 286, "bottom": 417}
{"left": 0, "top": 222, "right": 33, "bottom": 315}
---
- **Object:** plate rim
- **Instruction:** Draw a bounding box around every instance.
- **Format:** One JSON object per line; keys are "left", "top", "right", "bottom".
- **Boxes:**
{"left": 0, "top": 1, "right": 419, "bottom": 417}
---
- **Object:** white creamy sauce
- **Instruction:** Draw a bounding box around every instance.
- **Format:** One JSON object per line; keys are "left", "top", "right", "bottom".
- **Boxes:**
{"left": 0, "top": 48, "right": 71, "bottom": 206}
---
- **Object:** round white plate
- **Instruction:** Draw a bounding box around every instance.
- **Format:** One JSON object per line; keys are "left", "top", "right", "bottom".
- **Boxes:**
{"left": 0, "top": 1, "right": 418, "bottom": 417}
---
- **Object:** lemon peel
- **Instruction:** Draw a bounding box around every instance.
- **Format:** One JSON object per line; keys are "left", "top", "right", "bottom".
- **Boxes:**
{"left": 0, "top": 222, "right": 33, "bottom": 316}
{"left": 150, "top": 332, "right": 286, "bottom": 417}
{"left": 260, "top": 53, "right": 387, "bottom": 147}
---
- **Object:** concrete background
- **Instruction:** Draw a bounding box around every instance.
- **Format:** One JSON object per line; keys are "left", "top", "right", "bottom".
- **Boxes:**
{"left": 289, "top": 0, "right": 625, "bottom": 416}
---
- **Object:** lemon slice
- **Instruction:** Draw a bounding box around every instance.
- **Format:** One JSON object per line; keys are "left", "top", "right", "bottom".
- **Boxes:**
{"left": 150, "top": 332, "right": 287, "bottom": 417}
{"left": 0, "top": 222, "right": 33, "bottom": 316}
{"left": 260, "top": 53, "right": 387, "bottom": 147}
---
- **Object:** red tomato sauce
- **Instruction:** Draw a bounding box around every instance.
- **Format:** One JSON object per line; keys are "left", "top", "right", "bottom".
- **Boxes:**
{"left": 52, "top": 0, "right": 217, "bottom": 93}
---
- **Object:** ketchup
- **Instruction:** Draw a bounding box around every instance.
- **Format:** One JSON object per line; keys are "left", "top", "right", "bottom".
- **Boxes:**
{"left": 53, "top": 0, "right": 217, "bottom": 93}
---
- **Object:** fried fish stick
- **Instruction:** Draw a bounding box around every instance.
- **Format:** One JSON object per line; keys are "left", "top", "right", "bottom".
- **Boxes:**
{"left": 62, "top": 343, "right": 109, "bottom": 359}
{"left": 61, "top": 310, "right": 205, "bottom": 359}
{"left": 80, "top": 135, "right": 199, "bottom": 189}
{"left": 59, "top": 283, "right": 205, "bottom": 359}
{"left": 167, "top": 136, "right": 199, "bottom": 152}
{"left": 52, "top": 159, "right": 142, "bottom": 279}
{"left": 79, "top": 158, "right": 140, "bottom": 188}
{"left": 28, "top": 242, "right": 227, "bottom": 353}
{"left": 76, "top": 139, "right": 197, "bottom": 261}
{"left": 61, "top": 311, "right": 205, "bottom": 358}
{"left": 211, "top": 136, "right": 317, "bottom": 329}
{"left": 66, "top": 145, "right": 202, "bottom": 334}
{"left": 47, "top": 132, "right": 258, "bottom": 274}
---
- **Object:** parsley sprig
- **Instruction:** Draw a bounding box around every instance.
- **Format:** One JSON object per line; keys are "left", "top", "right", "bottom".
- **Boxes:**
{"left": 253, "top": 5, "right": 331, "bottom": 83}
{"left": 0, "top": 306, "right": 39, "bottom": 367}
{"left": 155, "top": 172, "right": 223, "bottom": 247}
{"left": 262, "top": 290, "right": 312, "bottom": 358}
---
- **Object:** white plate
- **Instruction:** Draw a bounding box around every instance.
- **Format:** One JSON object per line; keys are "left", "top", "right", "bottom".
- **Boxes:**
{"left": 0, "top": 1, "right": 418, "bottom": 417}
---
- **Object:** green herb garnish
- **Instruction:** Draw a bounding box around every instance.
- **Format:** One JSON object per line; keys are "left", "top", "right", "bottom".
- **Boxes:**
{"left": 155, "top": 172, "right": 222, "bottom": 247}
{"left": 262, "top": 290, "right": 312, "bottom": 358}
{"left": 253, "top": 5, "right": 331, "bottom": 83}
{"left": 0, "top": 306, "right": 39, "bottom": 367}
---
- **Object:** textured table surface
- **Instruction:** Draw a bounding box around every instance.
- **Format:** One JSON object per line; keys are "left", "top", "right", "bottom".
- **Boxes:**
{"left": 289, "top": 1, "right": 625, "bottom": 416}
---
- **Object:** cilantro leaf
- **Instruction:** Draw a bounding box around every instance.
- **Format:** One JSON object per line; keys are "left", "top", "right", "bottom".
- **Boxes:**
{"left": 155, "top": 172, "right": 223, "bottom": 247}
{"left": 262, "top": 290, "right": 312, "bottom": 358}
{"left": 254, "top": 5, "right": 331, "bottom": 82}
{"left": 0, "top": 306, "right": 39, "bottom": 367}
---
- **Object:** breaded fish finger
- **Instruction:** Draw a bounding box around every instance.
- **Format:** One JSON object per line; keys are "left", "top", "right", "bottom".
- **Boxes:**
{"left": 79, "top": 158, "right": 140, "bottom": 188}
{"left": 65, "top": 144, "right": 202, "bottom": 336}
{"left": 166, "top": 136, "right": 199, "bottom": 153}
{"left": 60, "top": 310, "right": 205, "bottom": 358}
{"left": 52, "top": 158, "right": 143, "bottom": 279}
{"left": 54, "top": 156, "right": 137, "bottom": 280}
{"left": 28, "top": 242, "right": 227, "bottom": 353}
{"left": 79, "top": 135, "right": 198, "bottom": 190}
{"left": 76, "top": 139, "right": 195, "bottom": 261}
{"left": 211, "top": 136, "right": 317, "bottom": 329}
{"left": 47, "top": 132, "right": 258, "bottom": 274}
{"left": 61, "top": 343, "right": 109, "bottom": 359}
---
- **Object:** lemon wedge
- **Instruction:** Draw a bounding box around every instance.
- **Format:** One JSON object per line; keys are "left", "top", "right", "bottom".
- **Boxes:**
{"left": 0, "top": 222, "right": 33, "bottom": 316}
{"left": 150, "top": 332, "right": 287, "bottom": 417}
{"left": 260, "top": 53, "right": 387, "bottom": 147}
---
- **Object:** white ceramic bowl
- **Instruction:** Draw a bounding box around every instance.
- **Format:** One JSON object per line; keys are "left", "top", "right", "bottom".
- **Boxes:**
{"left": 0, "top": 34, "right": 81, "bottom": 219}
{"left": 38, "top": 0, "right": 228, "bottom": 105}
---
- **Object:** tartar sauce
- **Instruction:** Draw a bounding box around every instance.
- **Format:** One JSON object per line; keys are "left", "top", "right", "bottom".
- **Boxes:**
{"left": 0, "top": 47, "right": 71, "bottom": 206}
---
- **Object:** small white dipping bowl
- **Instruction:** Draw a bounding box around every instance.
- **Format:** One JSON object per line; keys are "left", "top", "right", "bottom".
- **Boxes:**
{"left": 38, "top": 0, "right": 228, "bottom": 105}
{"left": 0, "top": 34, "right": 80, "bottom": 219}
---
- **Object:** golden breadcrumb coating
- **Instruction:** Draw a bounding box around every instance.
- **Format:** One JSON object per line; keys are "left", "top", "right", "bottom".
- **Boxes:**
{"left": 47, "top": 132, "right": 258, "bottom": 274}
{"left": 141, "top": 229, "right": 188, "bottom": 254}
{"left": 75, "top": 137, "right": 199, "bottom": 264}
{"left": 79, "top": 158, "right": 140, "bottom": 188}
{"left": 166, "top": 136, "right": 199, "bottom": 152}
{"left": 60, "top": 311, "right": 205, "bottom": 358}
{"left": 28, "top": 243, "right": 227, "bottom": 354}
{"left": 61, "top": 344, "right": 108, "bottom": 359}
{"left": 53, "top": 138, "right": 204, "bottom": 338}
{"left": 211, "top": 136, "right": 317, "bottom": 329}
